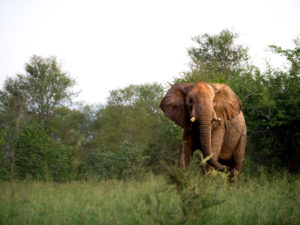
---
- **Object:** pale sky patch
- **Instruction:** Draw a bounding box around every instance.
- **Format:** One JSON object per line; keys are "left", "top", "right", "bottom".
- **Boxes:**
{"left": 0, "top": 0, "right": 299, "bottom": 104}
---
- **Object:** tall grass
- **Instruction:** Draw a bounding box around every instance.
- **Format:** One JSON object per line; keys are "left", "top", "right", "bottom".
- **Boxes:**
{"left": 0, "top": 172, "right": 299, "bottom": 225}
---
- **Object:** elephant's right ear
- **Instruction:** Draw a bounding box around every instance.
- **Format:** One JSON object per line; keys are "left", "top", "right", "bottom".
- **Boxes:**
{"left": 160, "top": 84, "right": 193, "bottom": 128}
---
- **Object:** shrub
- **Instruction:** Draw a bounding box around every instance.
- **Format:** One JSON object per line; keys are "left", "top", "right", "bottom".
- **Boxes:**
{"left": 14, "top": 122, "right": 74, "bottom": 181}
{"left": 85, "top": 141, "right": 149, "bottom": 179}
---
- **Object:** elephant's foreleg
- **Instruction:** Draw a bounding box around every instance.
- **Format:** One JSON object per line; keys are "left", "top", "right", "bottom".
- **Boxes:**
{"left": 204, "top": 164, "right": 215, "bottom": 173}
{"left": 211, "top": 127, "right": 225, "bottom": 162}
{"left": 205, "top": 127, "right": 225, "bottom": 172}
{"left": 180, "top": 130, "right": 194, "bottom": 169}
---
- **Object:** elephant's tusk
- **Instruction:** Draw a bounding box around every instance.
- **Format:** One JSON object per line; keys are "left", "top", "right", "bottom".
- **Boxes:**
{"left": 213, "top": 116, "right": 221, "bottom": 121}
{"left": 190, "top": 117, "right": 196, "bottom": 122}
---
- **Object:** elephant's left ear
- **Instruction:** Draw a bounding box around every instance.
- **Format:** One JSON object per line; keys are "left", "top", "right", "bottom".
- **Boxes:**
{"left": 210, "top": 84, "right": 242, "bottom": 121}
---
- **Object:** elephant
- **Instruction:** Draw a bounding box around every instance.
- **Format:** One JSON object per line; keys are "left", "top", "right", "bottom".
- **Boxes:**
{"left": 160, "top": 82, "right": 246, "bottom": 173}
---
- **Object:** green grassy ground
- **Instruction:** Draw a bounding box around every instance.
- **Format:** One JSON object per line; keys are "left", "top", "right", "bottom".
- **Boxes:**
{"left": 0, "top": 172, "right": 299, "bottom": 225}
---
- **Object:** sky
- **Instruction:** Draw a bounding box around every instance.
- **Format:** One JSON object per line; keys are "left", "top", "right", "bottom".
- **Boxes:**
{"left": 0, "top": 0, "right": 299, "bottom": 104}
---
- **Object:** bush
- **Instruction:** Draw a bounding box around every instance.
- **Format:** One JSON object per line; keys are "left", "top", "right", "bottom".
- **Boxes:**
{"left": 84, "top": 141, "right": 149, "bottom": 180}
{"left": 0, "top": 168, "right": 10, "bottom": 181}
{"left": 14, "top": 122, "right": 74, "bottom": 181}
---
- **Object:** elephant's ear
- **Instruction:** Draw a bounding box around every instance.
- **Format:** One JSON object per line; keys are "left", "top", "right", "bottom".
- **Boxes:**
{"left": 210, "top": 84, "right": 242, "bottom": 121}
{"left": 160, "top": 84, "right": 194, "bottom": 128}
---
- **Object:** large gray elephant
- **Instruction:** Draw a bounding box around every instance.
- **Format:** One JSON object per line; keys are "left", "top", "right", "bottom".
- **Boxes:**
{"left": 160, "top": 82, "right": 246, "bottom": 172}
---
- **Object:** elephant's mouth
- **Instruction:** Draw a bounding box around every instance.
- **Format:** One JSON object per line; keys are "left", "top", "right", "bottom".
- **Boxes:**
{"left": 190, "top": 116, "right": 196, "bottom": 123}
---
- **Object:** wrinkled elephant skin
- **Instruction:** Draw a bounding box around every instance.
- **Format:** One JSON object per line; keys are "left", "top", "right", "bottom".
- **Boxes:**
{"left": 160, "top": 82, "right": 246, "bottom": 173}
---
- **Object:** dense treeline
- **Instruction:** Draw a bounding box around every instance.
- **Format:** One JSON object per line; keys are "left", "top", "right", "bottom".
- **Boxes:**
{"left": 0, "top": 30, "right": 299, "bottom": 181}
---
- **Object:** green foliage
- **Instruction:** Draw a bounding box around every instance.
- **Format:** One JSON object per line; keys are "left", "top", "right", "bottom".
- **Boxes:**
{"left": 0, "top": 77, "right": 28, "bottom": 176}
{"left": 46, "top": 143, "right": 74, "bottom": 182}
{"left": 232, "top": 38, "right": 300, "bottom": 172}
{"left": 84, "top": 83, "right": 182, "bottom": 173}
{"left": 100, "top": 83, "right": 164, "bottom": 148}
{"left": 0, "top": 129, "right": 8, "bottom": 173}
{"left": 189, "top": 29, "right": 248, "bottom": 71}
{"left": 0, "top": 168, "right": 10, "bottom": 181}
{"left": 14, "top": 122, "right": 50, "bottom": 179}
{"left": 1, "top": 32, "right": 300, "bottom": 181}
{"left": 175, "top": 29, "right": 249, "bottom": 84}
{"left": 269, "top": 36, "right": 300, "bottom": 76}
{"left": 14, "top": 122, "right": 74, "bottom": 181}
{"left": 0, "top": 55, "right": 76, "bottom": 179}
{"left": 23, "top": 55, "right": 75, "bottom": 124}
{"left": 83, "top": 141, "right": 149, "bottom": 179}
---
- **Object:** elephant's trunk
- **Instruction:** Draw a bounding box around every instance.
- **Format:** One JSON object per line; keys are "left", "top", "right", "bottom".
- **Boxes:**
{"left": 199, "top": 113, "right": 227, "bottom": 171}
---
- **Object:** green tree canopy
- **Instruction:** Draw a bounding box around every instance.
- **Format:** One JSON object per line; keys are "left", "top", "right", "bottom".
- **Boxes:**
{"left": 0, "top": 55, "right": 76, "bottom": 175}
{"left": 23, "top": 55, "right": 75, "bottom": 124}
{"left": 175, "top": 29, "right": 249, "bottom": 83}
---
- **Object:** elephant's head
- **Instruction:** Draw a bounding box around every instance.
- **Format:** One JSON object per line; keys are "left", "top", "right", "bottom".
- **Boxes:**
{"left": 160, "top": 82, "right": 242, "bottom": 170}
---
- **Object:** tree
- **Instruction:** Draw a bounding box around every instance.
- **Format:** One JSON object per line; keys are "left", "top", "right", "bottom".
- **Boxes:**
{"left": 90, "top": 83, "right": 165, "bottom": 152}
{"left": 22, "top": 55, "right": 75, "bottom": 125}
{"left": 266, "top": 37, "right": 300, "bottom": 171}
{"left": 0, "top": 55, "right": 76, "bottom": 176}
{"left": 0, "top": 77, "right": 27, "bottom": 175}
{"left": 228, "top": 36, "right": 300, "bottom": 172}
{"left": 175, "top": 29, "right": 249, "bottom": 83}
{"left": 80, "top": 83, "right": 182, "bottom": 176}
{"left": 269, "top": 36, "right": 300, "bottom": 76}
{"left": 46, "top": 104, "right": 99, "bottom": 176}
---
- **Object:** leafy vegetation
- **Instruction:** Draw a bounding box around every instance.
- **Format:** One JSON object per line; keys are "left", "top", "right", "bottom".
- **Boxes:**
{"left": 0, "top": 29, "right": 299, "bottom": 224}
{"left": 0, "top": 30, "right": 299, "bottom": 180}
{"left": 14, "top": 122, "right": 73, "bottom": 181}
